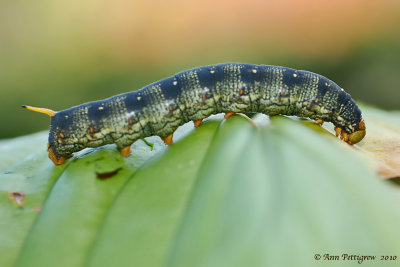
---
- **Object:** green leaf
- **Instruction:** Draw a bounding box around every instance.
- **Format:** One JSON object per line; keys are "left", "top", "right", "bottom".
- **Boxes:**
{"left": 167, "top": 116, "right": 400, "bottom": 267}
{"left": 1, "top": 107, "right": 400, "bottom": 267}
{"left": 86, "top": 121, "right": 220, "bottom": 267}
{"left": 356, "top": 106, "right": 400, "bottom": 178}
{"left": 0, "top": 133, "right": 67, "bottom": 267}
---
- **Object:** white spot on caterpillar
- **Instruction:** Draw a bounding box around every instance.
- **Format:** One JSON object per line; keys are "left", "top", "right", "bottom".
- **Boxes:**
{"left": 98, "top": 106, "right": 104, "bottom": 110}
{"left": 252, "top": 69, "right": 257, "bottom": 74}
{"left": 210, "top": 70, "right": 215, "bottom": 74}
{"left": 293, "top": 73, "right": 297, "bottom": 77}
{"left": 173, "top": 81, "right": 178, "bottom": 86}
{"left": 137, "top": 96, "right": 141, "bottom": 101}
{"left": 65, "top": 115, "right": 69, "bottom": 119}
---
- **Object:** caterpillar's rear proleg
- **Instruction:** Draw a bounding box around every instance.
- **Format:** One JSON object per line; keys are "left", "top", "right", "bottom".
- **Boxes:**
{"left": 162, "top": 134, "right": 173, "bottom": 145}
{"left": 119, "top": 145, "right": 131, "bottom": 157}
{"left": 315, "top": 119, "right": 324, "bottom": 125}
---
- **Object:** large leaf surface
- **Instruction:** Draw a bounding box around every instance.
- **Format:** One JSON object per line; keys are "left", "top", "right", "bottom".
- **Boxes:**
{"left": 1, "top": 107, "right": 400, "bottom": 267}
{"left": 358, "top": 107, "right": 400, "bottom": 179}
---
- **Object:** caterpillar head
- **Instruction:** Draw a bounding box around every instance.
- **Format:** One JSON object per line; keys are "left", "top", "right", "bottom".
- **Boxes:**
{"left": 348, "top": 119, "right": 366, "bottom": 145}
{"left": 335, "top": 120, "right": 366, "bottom": 145}
{"left": 22, "top": 105, "right": 73, "bottom": 165}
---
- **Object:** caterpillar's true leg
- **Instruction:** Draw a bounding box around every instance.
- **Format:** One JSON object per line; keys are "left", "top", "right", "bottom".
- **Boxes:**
{"left": 334, "top": 126, "right": 342, "bottom": 137}
{"left": 315, "top": 119, "right": 324, "bottom": 125}
{"left": 340, "top": 131, "right": 349, "bottom": 142}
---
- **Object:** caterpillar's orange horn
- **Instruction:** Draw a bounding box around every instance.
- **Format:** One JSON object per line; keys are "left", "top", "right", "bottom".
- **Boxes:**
{"left": 21, "top": 105, "right": 57, "bottom": 117}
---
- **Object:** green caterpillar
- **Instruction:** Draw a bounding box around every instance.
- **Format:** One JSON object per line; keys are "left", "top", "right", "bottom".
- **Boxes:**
{"left": 23, "top": 63, "right": 366, "bottom": 165}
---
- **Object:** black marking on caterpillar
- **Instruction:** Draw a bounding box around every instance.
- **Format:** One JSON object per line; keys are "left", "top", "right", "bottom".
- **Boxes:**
{"left": 22, "top": 63, "right": 366, "bottom": 165}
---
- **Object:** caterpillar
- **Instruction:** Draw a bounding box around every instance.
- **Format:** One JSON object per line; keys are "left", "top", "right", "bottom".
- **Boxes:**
{"left": 23, "top": 63, "right": 366, "bottom": 165}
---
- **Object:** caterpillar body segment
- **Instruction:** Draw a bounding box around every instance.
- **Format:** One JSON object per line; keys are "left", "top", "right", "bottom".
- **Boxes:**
{"left": 23, "top": 63, "right": 365, "bottom": 165}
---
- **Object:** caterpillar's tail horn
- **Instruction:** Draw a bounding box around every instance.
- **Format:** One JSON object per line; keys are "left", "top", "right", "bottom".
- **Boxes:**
{"left": 21, "top": 105, "right": 57, "bottom": 117}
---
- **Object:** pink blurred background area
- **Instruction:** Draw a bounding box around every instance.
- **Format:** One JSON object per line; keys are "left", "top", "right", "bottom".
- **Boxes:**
{"left": 1, "top": 0, "right": 400, "bottom": 138}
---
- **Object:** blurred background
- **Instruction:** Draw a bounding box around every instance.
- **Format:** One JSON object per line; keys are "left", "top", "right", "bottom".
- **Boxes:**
{"left": 1, "top": 0, "right": 399, "bottom": 139}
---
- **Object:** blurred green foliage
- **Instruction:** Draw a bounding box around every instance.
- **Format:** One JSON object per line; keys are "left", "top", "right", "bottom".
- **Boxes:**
{"left": 1, "top": 0, "right": 399, "bottom": 138}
